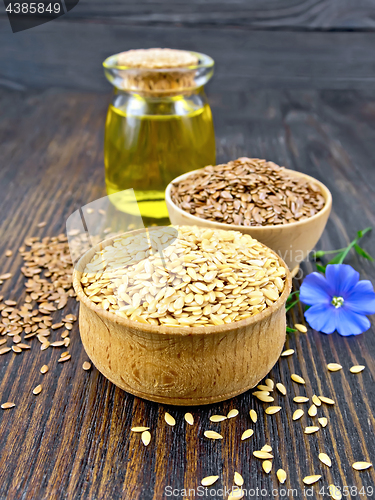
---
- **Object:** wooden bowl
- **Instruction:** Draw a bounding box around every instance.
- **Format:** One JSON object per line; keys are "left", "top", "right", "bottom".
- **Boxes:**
{"left": 166, "top": 168, "right": 332, "bottom": 276}
{"left": 73, "top": 230, "right": 292, "bottom": 406}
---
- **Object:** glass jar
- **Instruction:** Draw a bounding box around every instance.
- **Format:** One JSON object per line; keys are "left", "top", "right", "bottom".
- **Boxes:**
{"left": 102, "top": 51, "right": 216, "bottom": 224}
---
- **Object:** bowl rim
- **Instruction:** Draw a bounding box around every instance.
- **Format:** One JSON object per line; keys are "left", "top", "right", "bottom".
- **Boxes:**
{"left": 165, "top": 165, "right": 332, "bottom": 232}
{"left": 73, "top": 228, "right": 292, "bottom": 337}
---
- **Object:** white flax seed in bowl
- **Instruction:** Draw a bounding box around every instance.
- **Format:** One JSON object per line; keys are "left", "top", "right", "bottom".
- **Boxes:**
{"left": 170, "top": 158, "right": 326, "bottom": 227}
{"left": 80, "top": 225, "right": 286, "bottom": 327}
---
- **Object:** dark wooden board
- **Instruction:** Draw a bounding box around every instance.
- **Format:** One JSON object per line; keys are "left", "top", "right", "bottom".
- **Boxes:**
{"left": 0, "top": 88, "right": 375, "bottom": 499}
{"left": 2, "top": 19, "right": 375, "bottom": 92}
{"left": 5, "top": 0, "right": 375, "bottom": 30}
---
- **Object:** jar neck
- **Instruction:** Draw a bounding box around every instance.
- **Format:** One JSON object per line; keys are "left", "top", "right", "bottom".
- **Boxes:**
{"left": 111, "top": 87, "right": 208, "bottom": 117}
{"left": 113, "top": 85, "right": 205, "bottom": 101}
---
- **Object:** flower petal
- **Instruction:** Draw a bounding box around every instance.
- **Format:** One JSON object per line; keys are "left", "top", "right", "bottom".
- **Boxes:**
{"left": 325, "top": 264, "right": 359, "bottom": 297}
{"left": 335, "top": 308, "right": 371, "bottom": 336}
{"left": 304, "top": 304, "right": 337, "bottom": 334}
{"left": 345, "top": 280, "right": 375, "bottom": 315}
{"left": 299, "top": 273, "right": 332, "bottom": 306}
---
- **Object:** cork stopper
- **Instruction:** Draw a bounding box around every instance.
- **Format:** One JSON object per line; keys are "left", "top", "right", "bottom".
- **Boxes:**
{"left": 115, "top": 48, "right": 200, "bottom": 94}
{"left": 117, "top": 48, "right": 199, "bottom": 69}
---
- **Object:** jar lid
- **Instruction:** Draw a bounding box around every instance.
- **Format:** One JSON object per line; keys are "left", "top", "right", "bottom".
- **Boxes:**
{"left": 117, "top": 48, "right": 199, "bottom": 69}
{"left": 103, "top": 49, "right": 214, "bottom": 95}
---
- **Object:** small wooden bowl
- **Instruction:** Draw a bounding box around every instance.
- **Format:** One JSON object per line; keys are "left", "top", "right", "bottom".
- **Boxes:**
{"left": 73, "top": 230, "right": 292, "bottom": 406}
{"left": 166, "top": 168, "right": 332, "bottom": 276}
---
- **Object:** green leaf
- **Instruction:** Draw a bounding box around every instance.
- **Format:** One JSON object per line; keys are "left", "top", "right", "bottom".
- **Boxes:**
{"left": 312, "top": 249, "right": 344, "bottom": 259}
{"left": 316, "top": 264, "right": 326, "bottom": 273}
{"left": 312, "top": 250, "right": 327, "bottom": 259}
{"left": 357, "top": 227, "right": 372, "bottom": 239}
{"left": 286, "top": 327, "right": 297, "bottom": 333}
{"left": 286, "top": 299, "right": 299, "bottom": 312}
{"left": 354, "top": 243, "right": 374, "bottom": 261}
{"left": 328, "top": 251, "right": 346, "bottom": 265}
{"left": 287, "top": 291, "right": 300, "bottom": 301}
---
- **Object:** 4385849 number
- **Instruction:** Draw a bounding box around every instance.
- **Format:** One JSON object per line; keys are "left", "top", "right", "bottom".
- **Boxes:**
{"left": 6, "top": 3, "right": 61, "bottom": 14}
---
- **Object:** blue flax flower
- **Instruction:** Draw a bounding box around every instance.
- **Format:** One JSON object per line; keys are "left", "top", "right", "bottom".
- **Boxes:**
{"left": 299, "top": 264, "right": 375, "bottom": 336}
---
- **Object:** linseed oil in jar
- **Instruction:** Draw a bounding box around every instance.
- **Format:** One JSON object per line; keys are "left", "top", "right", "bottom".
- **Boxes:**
{"left": 103, "top": 49, "right": 216, "bottom": 223}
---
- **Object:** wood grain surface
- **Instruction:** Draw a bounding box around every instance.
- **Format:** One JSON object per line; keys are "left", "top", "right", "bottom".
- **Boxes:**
{"left": 1, "top": 17, "right": 375, "bottom": 92}
{"left": 0, "top": 88, "right": 375, "bottom": 499}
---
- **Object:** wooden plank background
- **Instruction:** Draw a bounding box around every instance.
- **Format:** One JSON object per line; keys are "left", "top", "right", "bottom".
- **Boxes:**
{"left": 0, "top": 87, "right": 374, "bottom": 499}
{"left": 1, "top": 0, "right": 375, "bottom": 92}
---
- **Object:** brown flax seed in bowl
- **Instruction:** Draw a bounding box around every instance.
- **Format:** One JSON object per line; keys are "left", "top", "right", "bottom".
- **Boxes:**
{"left": 170, "top": 158, "right": 326, "bottom": 227}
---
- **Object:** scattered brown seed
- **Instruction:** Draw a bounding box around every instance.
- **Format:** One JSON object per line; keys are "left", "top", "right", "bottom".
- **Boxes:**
{"left": 0, "top": 273, "right": 12, "bottom": 280}
{"left": 131, "top": 427, "right": 150, "bottom": 432}
{"left": 17, "top": 343, "right": 31, "bottom": 349}
{"left": 12, "top": 335, "right": 22, "bottom": 344}
{"left": 294, "top": 323, "right": 307, "bottom": 333}
{"left": 41, "top": 342, "right": 50, "bottom": 351}
{"left": 164, "top": 412, "right": 176, "bottom": 426}
{"left": 0, "top": 338, "right": 7, "bottom": 346}
{"left": 319, "top": 453, "right": 332, "bottom": 467}
{"left": 201, "top": 476, "right": 219, "bottom": 487}
{"left": 12, "top": 345, "right": 22, "bottom": 353}
{"left": 40, "top": 365, "right": 49, "bottom": 374}
{"left": 82, "top": 361, "right": 91, "bottom": 371}
{"left": 1, "top": 402, "right": 15, "bottom": 409}
{"left": 184, "top": 413, "right": 194, "bottom": 425}
{"left": 50, "top": 341, "right": 65, "bottom": 347}
{"left": 4, "top": 300, "right": 16, "bottom": 306}
{"left": 58, "top": 354, "right": 71, "bottom": 362}
{"left": 227, "top": 409, "right": 239, "bottom": 419}
{"left": 33, "top": 384, "right": 42, "bottom": 395}
{"left": 327, "top": 363, "right": 342, "bottom": 372}
{"left": 350, "top": 365, "right": 365, "bottom": 374}
{"left": 0, "top": 347, "right": 11, "bottom": 355}
{"left": 51, "top": 323, "right": 64, "bottom": 330}
{"left": 37, "top": 221, "right": 47, "bottom": 227}
{"left": 5, "top": 250, "right": 13, "bottom": 257}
